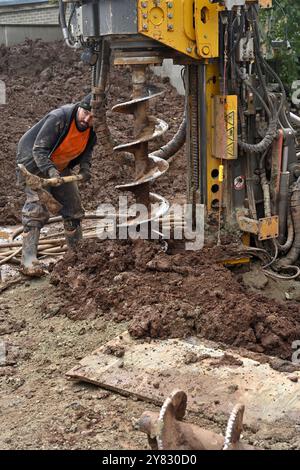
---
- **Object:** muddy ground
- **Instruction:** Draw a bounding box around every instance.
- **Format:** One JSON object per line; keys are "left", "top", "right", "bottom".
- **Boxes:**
{"left": 1, "top": 40, "right": 300, "bottom": 450}
{"left": 1, "top": 278, "right": 300, "bottom": 451}
{"left": 50, "top": 239, "right": 300, "bottom": 362}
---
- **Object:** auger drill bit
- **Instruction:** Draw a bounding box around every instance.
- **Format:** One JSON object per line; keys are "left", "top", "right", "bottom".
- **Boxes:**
{"left": 112, "top": 64, "right": 169, "bottom": 225}
{"left": 137, "top": 390, "right": 256, "bottom": 450}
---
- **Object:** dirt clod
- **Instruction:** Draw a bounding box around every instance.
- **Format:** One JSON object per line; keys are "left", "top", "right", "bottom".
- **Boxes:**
{"left": 103, "top": 344, "right": 125, "bottom": 358}
{"left": 287, "top": 375, "right": 298, "bottom": 383}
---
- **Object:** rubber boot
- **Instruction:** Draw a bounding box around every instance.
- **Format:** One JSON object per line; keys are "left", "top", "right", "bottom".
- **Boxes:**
{"left": 20, "top": 227, "right": 45, "bottom": 277}
{"left": 64, "top": 219, "right": 83, "bottom": 250}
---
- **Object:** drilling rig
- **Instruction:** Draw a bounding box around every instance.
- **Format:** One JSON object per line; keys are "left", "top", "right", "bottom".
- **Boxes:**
{"left": 58, "top": 0, "right": 300, "bottom": 274}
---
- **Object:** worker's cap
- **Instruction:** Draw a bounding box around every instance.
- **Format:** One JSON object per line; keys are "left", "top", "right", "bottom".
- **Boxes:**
{"left": 78, "top": 93, "right": 92, "bottom": 112}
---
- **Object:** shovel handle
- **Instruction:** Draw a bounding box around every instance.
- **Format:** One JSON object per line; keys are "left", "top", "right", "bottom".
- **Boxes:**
{"left": 42, "top": 174, "right": 83, "bottom": 187}
{"left": 17, "top": 164, "right": 83, "bottom": 188}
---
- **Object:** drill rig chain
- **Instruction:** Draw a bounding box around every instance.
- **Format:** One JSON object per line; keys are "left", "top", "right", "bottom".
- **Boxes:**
{"left": 91, "top": 90, "right": 107, "bottom": 109}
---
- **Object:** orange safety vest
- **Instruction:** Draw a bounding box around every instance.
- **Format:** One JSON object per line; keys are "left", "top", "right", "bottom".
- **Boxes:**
{"left": 51, "top": 118, "right": 91, "bottom": 172}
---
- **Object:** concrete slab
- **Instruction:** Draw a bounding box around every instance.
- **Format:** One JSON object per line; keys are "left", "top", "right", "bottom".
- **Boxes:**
{"left": 67, "top": 332, "right": 300, "bottom": 426}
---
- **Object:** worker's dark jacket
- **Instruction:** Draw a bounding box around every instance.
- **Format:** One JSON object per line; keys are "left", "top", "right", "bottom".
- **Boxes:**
{"left": 16, "top": 103, "right": 97, "bottom": 179}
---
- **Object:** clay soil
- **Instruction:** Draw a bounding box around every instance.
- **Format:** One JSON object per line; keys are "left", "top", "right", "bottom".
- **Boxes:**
{"left": 1, "top": 278, "right": 300, "bottom": 451}
{"left": 51, "top": 239, "right": 300, "bottom": 362}
{"left": 1, "top": 40, "right": 300, "bottom": 450}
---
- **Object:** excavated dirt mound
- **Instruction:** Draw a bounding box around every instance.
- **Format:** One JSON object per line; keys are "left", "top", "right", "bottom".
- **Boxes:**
{"left": 0, "top": 39, "right": 185, "bottom": 224}
{"left": 51, "top": 239, "right": 300, "bottom": 361}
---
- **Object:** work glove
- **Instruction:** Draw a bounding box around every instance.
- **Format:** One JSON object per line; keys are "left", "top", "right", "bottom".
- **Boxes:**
{"left": 79, "top": 167, "right": 92, "bottom": 184}
{"left": 48, "top": 167, "right": 61, "bottom": 179}
{"left": 47, "top": 167, "right": 64, "bottom": 186}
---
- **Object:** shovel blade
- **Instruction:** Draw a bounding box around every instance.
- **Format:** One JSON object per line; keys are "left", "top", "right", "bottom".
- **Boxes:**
{"left": 38, "top": 189, "right": 62, "bottom": 215}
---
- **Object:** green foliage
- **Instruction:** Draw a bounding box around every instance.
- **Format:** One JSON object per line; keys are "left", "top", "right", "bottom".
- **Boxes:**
{"left": 261, "top": 0, "right": 300, "bottom": 88}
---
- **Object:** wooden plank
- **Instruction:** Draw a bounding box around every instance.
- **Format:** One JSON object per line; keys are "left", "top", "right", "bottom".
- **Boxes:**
{"left": 67, "top": 332, "right": 300, "bottom": 426}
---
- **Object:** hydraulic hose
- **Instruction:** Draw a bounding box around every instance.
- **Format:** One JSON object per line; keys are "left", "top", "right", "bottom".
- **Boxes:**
{"left": 278, "top": 184, "right": 300, "bottom": 266}
{"left": 59, "top": 0, "right": 77, "bottom": 48}
{"left": 235, "top": 66, "right": 277, "bottom": 154}
{"left": 259, "top": 150, "right": 271, "bottom": 217}
{"left": 151, "top": 111, "right": 186, "bottom": 161}
{"left": 238, "top": 118, "right": 277, "bottom": 154}
{"left": 260, "top": 170, "right": 271, "bottom": 217}
{"left": 290, "top": 112, "right": 300, "bottom": 127}
{"left": 92, "top": 40, "right": 114, "bottom": 153}
{"left": 251, "top": 5, "right": 286, "bottom": 118}
{"left": 277, "top": 172, "right": 290, "bottom": 244}
{"left": 237, "top": 6, "right": 289, "bottom": 155}
{"left": 276, "top": 209, "right": 294, "bottom": 253}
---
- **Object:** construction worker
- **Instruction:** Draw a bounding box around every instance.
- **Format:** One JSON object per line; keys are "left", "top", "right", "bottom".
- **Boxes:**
{"left": 16, "top": 94, "right": 97, "bottom": 277}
